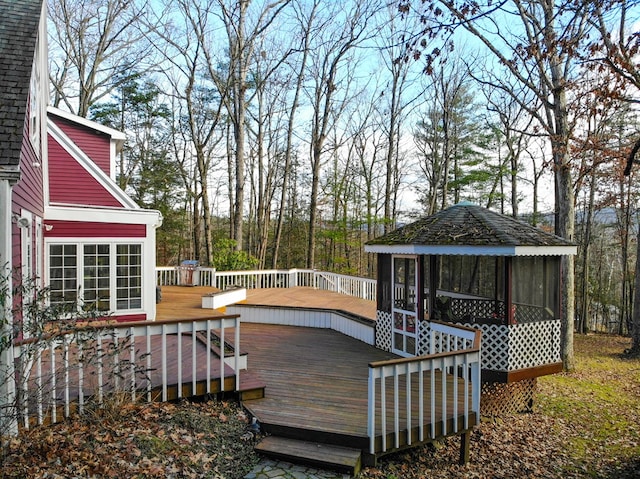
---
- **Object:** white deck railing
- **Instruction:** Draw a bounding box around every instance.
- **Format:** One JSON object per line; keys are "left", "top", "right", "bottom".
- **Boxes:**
{"left": 367, "top": 321, "right": 481, "bottom": 454}
{"left": 10, "top": 316, "right": 240, "bottom": 430}
{"left": 156, "top": 267, "right": 377, "bottom": 301}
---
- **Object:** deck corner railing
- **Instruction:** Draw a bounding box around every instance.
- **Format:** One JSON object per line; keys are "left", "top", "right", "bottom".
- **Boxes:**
{"left": 9, "top": 316, "right": 241, "bottom": 431}
{"left": 367, "top": 321, "right": 481, "bottom": 455}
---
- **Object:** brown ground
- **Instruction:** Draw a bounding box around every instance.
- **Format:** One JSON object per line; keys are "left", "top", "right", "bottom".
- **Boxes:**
{"left": 1, "top": 334, "right": 638, "bottom": 479}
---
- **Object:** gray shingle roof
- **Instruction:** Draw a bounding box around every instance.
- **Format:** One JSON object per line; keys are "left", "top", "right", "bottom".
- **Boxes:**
{"left": 367, "top": 202, "right": 575, "bottom": 248}
{"left": 0, "top": 0, "right": 42, "bottom": 166}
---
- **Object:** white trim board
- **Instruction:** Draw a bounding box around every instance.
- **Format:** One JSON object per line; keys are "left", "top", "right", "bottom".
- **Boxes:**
{"left": 226, "top": 304, "right": 375, "bottom": 345}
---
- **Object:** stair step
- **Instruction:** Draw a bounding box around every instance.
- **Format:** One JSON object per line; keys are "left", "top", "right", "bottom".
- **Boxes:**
{"left": 238, "top": 371, "right": 266, "bottom": 400}
{"left": 255, "top": 436, "right": 362, "bottom": 475}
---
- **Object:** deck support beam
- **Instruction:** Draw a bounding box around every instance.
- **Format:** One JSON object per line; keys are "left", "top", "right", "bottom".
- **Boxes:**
{"left": 459, "top": 430, "right": 471, "bottom": 464}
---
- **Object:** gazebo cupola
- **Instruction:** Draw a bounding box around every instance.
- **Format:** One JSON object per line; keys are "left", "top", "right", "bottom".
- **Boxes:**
{"left": 365, "top": 202, "right": 577, "bottom": 390}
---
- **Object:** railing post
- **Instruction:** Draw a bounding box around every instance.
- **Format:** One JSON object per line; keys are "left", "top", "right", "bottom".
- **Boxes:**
{"left": 1, "top": 341, "right": 18, "bottom": 436}
{"left": 471, "top": 356, "right": 481, "bottom": 414}
{"left": 235, "top": 317, "right": 241, "bottom": 390}
{"left": 367, "top": 366, "right": 376, "bottom": 454}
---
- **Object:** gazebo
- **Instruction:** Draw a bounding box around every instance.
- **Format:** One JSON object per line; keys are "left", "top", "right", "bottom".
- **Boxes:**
{"left": 365, "top": 202, "right": 577, "bottom": 414}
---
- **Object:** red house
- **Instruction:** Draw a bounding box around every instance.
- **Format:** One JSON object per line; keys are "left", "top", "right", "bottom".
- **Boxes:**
{"left": 1, "top": 0, "right": 47, "bottom": 432}
{"left": 44, "top": 107, "right": 162, "bottom": 322}
{"left": 0, "top": 0, "right": 161, "bottom": 331}
{"left": 0, "top": 0, "right": 48, "bottom": 325}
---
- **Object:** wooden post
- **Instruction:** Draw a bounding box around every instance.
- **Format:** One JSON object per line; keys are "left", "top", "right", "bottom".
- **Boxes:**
{"left": 459, "top": 430, "right": 471, "bottom": 464}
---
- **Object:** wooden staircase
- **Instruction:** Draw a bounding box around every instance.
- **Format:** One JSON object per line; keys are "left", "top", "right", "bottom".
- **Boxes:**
{"left": 254, "top": 436, "right": 363, "bottom": 476}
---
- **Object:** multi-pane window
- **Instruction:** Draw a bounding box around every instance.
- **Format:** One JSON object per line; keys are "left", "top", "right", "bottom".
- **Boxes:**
{"left": 83, "top": 244, "right": 110, "bottom": 311}
{"left": 48, "top": 243, "right": 143, "bottom": 313}
{"left": 49, "top": 244, "right": 78, "bottom": 309}
{"left": 116, "top": 244, "right": 142, "bottom": 309}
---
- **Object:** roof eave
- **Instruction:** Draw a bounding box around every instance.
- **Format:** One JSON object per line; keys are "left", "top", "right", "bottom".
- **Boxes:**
{"left": 364, "top": 244, "right": 578, "bottom": 256}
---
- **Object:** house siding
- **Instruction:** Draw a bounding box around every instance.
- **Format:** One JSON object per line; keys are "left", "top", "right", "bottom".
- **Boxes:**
{"left": 48, "top": 133, "right": 122, "bottom": 207}
{"left": 11, "top": 101, "right": 44, "bottom": 279}
{"left": 50, "top": 115, "right": 111, "bottom": 174}
{"left": 44, "top": 220, "right": 146, "bottom": 238}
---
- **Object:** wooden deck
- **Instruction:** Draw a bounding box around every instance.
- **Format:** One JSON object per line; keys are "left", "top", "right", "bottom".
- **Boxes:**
{"left": 239, "top": 323, "right": 476, "bottom": 467}
{"left": 157, "top": 287, "right": 477, "bottom": 471}
{"left": 156, "top": 285, "right": 377, "bottom": 321}
{"left": 241, "top": 323, "right": 396, "bottom": 442}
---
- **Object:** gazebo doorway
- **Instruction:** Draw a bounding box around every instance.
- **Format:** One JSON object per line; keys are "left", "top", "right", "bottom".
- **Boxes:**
{"left": 391, "top": 255, "right": 418, "bottom": 356}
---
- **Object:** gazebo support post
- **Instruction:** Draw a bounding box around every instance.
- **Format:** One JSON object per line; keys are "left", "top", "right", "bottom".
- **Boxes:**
{"left": 506, "top": 257, "right": 514, "bottom": 325}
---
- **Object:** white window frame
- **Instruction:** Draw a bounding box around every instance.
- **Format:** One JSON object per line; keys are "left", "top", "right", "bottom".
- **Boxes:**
{"left": 46, "top": 239, "right": 145, "bottom": 315}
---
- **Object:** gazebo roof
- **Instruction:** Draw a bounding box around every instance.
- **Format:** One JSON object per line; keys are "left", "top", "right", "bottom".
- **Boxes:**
{"left": 365, "top": 202, "right": 577, "bottom": 256}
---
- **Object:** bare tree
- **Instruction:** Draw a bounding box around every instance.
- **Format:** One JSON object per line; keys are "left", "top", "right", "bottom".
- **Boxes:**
{"left": 407, "top": 0, "right": 590, "bottom": 370}
{"left": 304, "top": 0, "right": 382, "bottom": 268}
{"left": 147, "top": 0, "right": 228, "bottom": 265}
{"left": 271, "top": 0, "right": 319, "bottom": 268}
{"left": 210, "top": 0, "right": 291, "bottom": 252}
{"left": 587, "top": 0, "right": 640, "bottom": 355}
{"left": 48, "top": 0, "right": 151, "bottom": 117}
{"left": 376, "top": 5, "right": 422, "bottom": 232}
{"left": 482, "top": 88, "right": 535, "bottom": 217}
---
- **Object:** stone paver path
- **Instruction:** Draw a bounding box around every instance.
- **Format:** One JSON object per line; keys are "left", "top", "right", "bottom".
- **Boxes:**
{"left": 243, "top": 459, "right": 351, "bottom": 479}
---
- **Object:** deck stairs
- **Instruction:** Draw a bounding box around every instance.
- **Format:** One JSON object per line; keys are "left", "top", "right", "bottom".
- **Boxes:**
{"left": 244, "top": 400, "right": 369, "bottom": 476}
{"left": 193, "top": 331, "right": 266, "bottom": 401}
{"left": 254, "top": 436, "right": 362, "bottom": 476}
{"left": 236, "top": 370, "right": 266, "bottom": 401}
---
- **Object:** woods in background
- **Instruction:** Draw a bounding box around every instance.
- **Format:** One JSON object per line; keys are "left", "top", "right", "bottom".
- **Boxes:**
{"left": 47, "top": 0, "right": 640, "bottom": 346}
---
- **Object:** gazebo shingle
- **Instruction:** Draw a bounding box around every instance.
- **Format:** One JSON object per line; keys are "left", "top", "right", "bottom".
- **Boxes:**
{"left": 0, "top": 0, "right": 42, "bottom": 167}
{"left": 367, "top": 202, "right": 575, "bottom": 248}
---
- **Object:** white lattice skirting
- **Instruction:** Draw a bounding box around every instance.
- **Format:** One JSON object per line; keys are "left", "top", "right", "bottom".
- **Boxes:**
{"left": 375, "top": 310, "right": 561, "bottom": 372}
{"left": 462, "top": 321, "right": 561, "bottom": 371}
{"left": 376, "top": 310, "right": 392, "bottom": 351}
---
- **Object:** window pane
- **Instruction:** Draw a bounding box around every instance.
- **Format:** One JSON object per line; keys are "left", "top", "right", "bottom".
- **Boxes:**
{"left": 114, "top": 243, "right": 142, "bottom": 311}
{"left": 83, "top": 244, "right": 110, "bottom": 312}
{"left": 49, "top": 244, "right": 77, "bottom": 311}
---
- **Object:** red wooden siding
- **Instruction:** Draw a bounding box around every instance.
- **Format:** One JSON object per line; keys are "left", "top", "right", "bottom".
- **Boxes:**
{"left": 50, "top": 115, "right": 111, "bottom": 175}
{"left": 43, "top": 221, "right": 146, "bottom": 238}
{"left": 12, "top": 113, "right": 44, "bottom": 215}
{"left": 48, "top": 133, "right": 122, "bottom": 207}
{"left": 11, "top": 113, "right": 44, "bottom": 279}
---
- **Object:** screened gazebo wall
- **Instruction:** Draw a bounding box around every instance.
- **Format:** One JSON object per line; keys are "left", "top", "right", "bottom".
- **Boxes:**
{"left": 374, "top": 253, "right": 563, "bottom": 383}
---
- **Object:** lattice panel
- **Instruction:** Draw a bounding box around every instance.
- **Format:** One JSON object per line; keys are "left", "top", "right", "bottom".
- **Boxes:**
{"left": 509, "top": 320, "right": 561, "bottom": 370}
{"left": 461, "top": 323, "right": 508, "bottom": 371}
{"left": 450, "top": 298, "right": 505, "bottom": 321}
{"left": 376, "top": 310, "right": 392, "bottom": 352}
{"left": 515, "top": 303, "right": 553, "bottom": 323}
{"left": 481, "top": 379, "right": 537, "bottom": 416}
{"left": 376, "top": 312, "right": 560, "bottom": 372}
{"left": 417, "top": 322, "right": 430, "bottom": 355}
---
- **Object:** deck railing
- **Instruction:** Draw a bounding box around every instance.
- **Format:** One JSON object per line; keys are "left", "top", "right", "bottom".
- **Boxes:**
{"left": 367, "top": 321, "right": 481, "bottom": 454}
{"left": 156, "top": 267, "right": 377, "bottom": 301}
{"left": 10, "top": 316, "right": 241, "bottom": 430}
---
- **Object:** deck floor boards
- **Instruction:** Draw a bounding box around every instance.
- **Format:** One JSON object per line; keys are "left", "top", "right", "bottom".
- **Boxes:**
{"left": 241, "top": 323, "right": 395, "bottom": 438}
{"left": 240, "top": 323, "right": 476, "bottom": 452}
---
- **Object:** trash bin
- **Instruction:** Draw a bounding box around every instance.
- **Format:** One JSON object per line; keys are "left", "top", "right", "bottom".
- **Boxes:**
{"left": 178, "top": 260, "right": 199, "bottom": 286}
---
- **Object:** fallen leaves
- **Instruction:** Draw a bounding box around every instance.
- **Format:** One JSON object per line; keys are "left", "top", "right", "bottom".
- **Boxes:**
{"left": 1, "top": 334, "right": 638, "bottom": 479}
{"left": 0, "top": 400, "right": 258, "bottom": 479}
